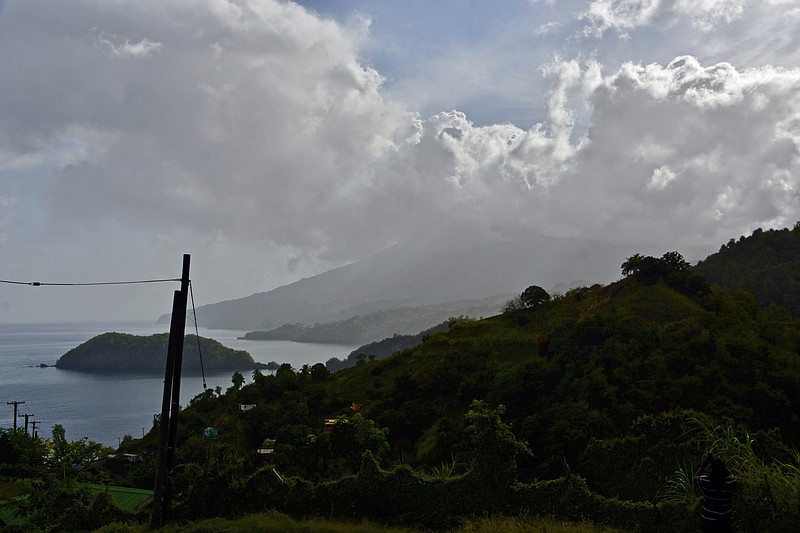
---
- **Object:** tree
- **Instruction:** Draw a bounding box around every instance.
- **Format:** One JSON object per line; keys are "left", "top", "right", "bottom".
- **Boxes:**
{"left": 231, "top": 371, "right": 245, "bottom": 390}
{"left": 310, "top": 362, "right": 330, "bottom": 382}
{"left": 322, "top": 414, "right": 390, "bottom": 477}
{"left": 504, "top": 285, "right": 551, "bottom": 314}
{"left": 461, "top": 401, "right": 531, "bottom": 488}
{"left": 0, "top": 427, "right": 46, "bottom": 475}
{"left": 48, "top": 424, "right": 108, "bottom": 477}
{"left": 503, "top": 295, "right": 526, "bottom": 313}
{"left": 621, "top": 253, "right": 668, "bottom": 282}
{"left": 521, "top": 285, "right": 550, "bottom": 308}
{"left": 621, "top": 251, "right": 708, "bottom": 294}
{"left": 276, "top": 363, "right": 298, "bottom": 390}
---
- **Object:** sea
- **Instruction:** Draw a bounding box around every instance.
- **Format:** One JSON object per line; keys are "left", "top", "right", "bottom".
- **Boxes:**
{"left": 0, "top": 322, "right": 357, "bottom": 448}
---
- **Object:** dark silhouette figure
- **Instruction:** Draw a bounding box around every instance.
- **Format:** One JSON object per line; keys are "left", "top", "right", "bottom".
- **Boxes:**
{"left": 695, "top": 454, "right": 737, "bottom": 532}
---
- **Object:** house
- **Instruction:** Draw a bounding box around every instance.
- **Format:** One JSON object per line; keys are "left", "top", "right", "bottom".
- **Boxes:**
{"left": 323, "top": 418, "right": 339, "bottom": 433}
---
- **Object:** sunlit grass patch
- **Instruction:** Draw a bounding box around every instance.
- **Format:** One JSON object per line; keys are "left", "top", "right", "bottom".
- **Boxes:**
{"left": 450, "top": 514, "right": 624, "bottom": 533}
{"left": 94, "top": 512, "right": 624, "bottom": 533}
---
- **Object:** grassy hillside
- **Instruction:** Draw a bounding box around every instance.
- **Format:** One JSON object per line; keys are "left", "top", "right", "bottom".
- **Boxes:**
{"left": 159, "top": 259, "right": 799, "bottom": 484}
{"left": 322, "top": 277, "right": 798, "bottom": 472}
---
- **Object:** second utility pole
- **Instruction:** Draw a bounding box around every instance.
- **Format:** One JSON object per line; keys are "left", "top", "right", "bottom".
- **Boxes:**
{"left": 6, "top": 401, "right": 25, "bottom": 431}
{"left": 150, "top": 254, "right": 190, "bottom": 530}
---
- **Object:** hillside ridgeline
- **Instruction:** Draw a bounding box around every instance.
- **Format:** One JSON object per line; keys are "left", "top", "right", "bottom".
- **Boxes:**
{"left": 695, "top": 223, "right": 800, "bottom": 315}
{"left": 240, "top": 295, "right": 507, "bottom": 345}
{"left": 165, "top": 227, "right": 633, "bottom": 330}
{"left": 324, "top": 319, "right": 459, "bottom": 372}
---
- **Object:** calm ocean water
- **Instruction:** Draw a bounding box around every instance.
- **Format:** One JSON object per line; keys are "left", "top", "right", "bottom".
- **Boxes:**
{"left": 0, "top": 322, "right": 357, "bottom": 447}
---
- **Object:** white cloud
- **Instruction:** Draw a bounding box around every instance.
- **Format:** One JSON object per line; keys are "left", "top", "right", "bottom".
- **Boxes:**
{"left": 2, "top": 0, "right": 800, "bottom": 320}
{"left": 545, "top": 54, "right": 800, "bottom": 249}
{"left": 581, "top": 0, "right": 746, "bottom": 36}
{"left": 648, "top": 166, "right": 679, "bottom": 189}
{"left": 536, "top": 21, "right": 562, "bottom": 36}
{"left": 94, "top": 31, "right": 162, "bottom": 58}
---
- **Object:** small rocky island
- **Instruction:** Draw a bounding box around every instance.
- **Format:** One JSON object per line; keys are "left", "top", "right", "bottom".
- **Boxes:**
{"left": 55, "top": 332, "right": 265, "bottom": 372}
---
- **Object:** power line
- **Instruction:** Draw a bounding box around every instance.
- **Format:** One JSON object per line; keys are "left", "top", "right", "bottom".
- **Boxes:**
{"left": 189, "top": 281, "right": 207, "bottom": 391}
{"left": 0, "top": 277, "right": 181, "bottom": 287}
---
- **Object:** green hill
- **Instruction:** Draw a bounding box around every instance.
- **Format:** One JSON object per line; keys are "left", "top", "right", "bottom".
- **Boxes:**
{"left": 55, "top": 332, "right": 264, "bottom": 372}
{"left": 12, "top": 250, "right": 800, "bottom": 531}
{"left": 328, "top": 279, "right": 796, "bottom": 470}
{"left": 168, "top": 253, "right": 799, "bottom": 478}
{"left": 695, "top": 223, "right": 800, "bottom": 315}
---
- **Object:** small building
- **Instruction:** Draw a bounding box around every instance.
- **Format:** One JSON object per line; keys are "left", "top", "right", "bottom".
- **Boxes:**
{"left": 239, "top": 404, "right": 256, "bottom": 412}
{"left": 323, "top": 418, "right": 340, "bottom": 433}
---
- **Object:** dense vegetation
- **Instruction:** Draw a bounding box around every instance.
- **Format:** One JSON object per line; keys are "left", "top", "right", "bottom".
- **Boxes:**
{"left": 695, "top": 223, "right": 800, "bottom": 315}
{"left": 5, "top": 227, "right": 800, "bottom": 531}
{"left": 55, "top": 333, "right": 263, "bottom": 372}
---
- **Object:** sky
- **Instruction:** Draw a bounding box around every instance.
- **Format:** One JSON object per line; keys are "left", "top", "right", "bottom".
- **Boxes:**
{"left": 1, "top": 0, "right": 800, "bottom": 323}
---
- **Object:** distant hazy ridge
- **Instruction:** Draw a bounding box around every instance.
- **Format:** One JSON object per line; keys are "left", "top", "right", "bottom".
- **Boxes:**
{"left": 166, "top": 229, "right": 639, "bottom": 331}
{"left": 240, "top": 294, "right": 510, "bottom": 345}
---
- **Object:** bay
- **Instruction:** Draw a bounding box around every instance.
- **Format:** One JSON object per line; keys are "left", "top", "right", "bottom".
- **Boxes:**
{"left": 0, "top": 322, "right": 357, "bottom": 447}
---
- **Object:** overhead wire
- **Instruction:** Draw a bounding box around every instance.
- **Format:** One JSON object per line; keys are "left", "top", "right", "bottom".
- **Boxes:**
{"left": 2, "top": 265, "right": 213, "bottom": 441}
{"left": 189, "top": 281, "right": 207, "bottom": 391}
{"left": 0, "top": 278, "right": 181, "bottom": 287}
{"left": 3, "top": 272, "right": 208, "bottom": 393}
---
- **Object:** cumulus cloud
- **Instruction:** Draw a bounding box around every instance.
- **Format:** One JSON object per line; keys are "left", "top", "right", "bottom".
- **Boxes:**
{"left": 536, "top": 21, "right": 562, "bottom": 36}
{"left": 94, "top": 31, "right": 162, "bottom": 58}
{"left": 2, "top": 0, "right": 800, "bottom": 320}
{"left": 544, "top": 54, "right": 800, "bottom": 250}
{"left": 581, "top": 0, "right": 746, "bottom": 36}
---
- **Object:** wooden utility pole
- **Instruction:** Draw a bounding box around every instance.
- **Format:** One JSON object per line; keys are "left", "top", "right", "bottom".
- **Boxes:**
{"left": 19, "top": 413, "right": 30, "bottom": 434}
{"left": 31, "top": 420, "right": 40, "bottom": 439}
{"left": 150, "top": 254, "right": 190, "bottom": 530}
{"left": 6, "top": 401, "right": 25, "bottom": 431}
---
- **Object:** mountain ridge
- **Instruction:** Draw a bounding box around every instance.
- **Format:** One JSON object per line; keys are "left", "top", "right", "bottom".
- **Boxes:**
{"left": 166, "top": 229, "right": 643, "bottom": 331}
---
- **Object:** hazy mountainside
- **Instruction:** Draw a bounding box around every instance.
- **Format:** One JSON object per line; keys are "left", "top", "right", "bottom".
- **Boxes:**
{"left": 55, "top": 332, "right": 263, "bottom": 372}
{"left": 239, "top": 294, "right": 509, "bottom": 345}
{"left": 695, "top": 224, "right": 800, "bottom": 315}
{"left": 168, "top": 228, "right": 638, "bottom": 331}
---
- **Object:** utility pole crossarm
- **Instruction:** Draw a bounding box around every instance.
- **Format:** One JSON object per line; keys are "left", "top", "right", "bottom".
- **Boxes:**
{"left": 7, "top": 401, "right": 25, "bottom": 431}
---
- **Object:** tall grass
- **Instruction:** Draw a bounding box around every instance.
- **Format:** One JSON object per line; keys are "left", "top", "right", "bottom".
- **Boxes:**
{"left": 660, "top": 417, "right": 800, "bottom": 528}
{"left": 427, "top": 454, "right": 464, "bottom": 479}
{"left": 658, "top": 460, "right": 698, "bottom": 505}
{"left": 452, "top": 514, "right": 621, "bottom": 533}
{"left": 93, "top": 512, "right": 621, "bottom": 533}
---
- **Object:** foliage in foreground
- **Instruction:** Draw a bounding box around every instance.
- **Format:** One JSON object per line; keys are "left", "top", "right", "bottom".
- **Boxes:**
{"left": 92, "top": 511, "right": 620, "bottom": 533}
{"left": 660, "top": 417, "right": 800, "bottom": 532}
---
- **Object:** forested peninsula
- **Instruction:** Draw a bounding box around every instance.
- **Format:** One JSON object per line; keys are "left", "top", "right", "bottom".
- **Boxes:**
{"left": 55, "top": 332, "right": 264, "bottom": 372}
